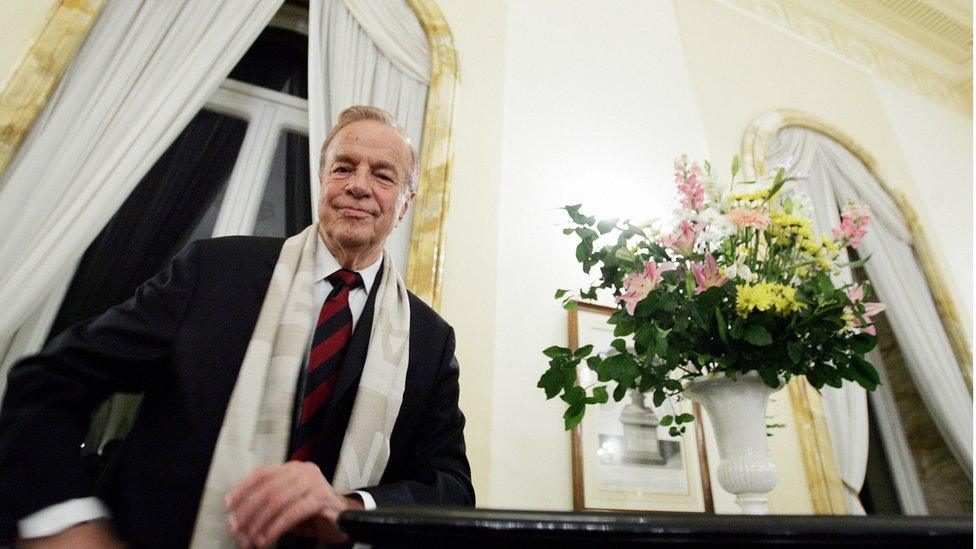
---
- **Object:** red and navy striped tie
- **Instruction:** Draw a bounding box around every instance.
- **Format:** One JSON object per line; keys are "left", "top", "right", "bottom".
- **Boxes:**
{"left": 291, "top": 268, "right": 363, "bottom": 461}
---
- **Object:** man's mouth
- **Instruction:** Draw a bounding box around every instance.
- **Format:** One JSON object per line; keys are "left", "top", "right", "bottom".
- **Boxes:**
{"left": 337, "top": 206, "right": 372, "bottom": 219}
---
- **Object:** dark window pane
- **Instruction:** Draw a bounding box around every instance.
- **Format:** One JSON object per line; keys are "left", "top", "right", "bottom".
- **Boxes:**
{"left": 47, "top": 109, "right": 247, "bottom": 341}
{"left": 253, "top": 131, "right": 312, "bottom": 238}
{"left": 228, "top": 26, "right": 308, "bottom": 98}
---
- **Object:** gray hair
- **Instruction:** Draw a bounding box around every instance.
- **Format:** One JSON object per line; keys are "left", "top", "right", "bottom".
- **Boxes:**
{"left": 318, "top": 105, "right": 419, "bottom": 194}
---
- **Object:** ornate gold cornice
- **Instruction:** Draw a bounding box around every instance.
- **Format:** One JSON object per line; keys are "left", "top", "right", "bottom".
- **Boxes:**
{"left": 0, "top": 0, "right": 106, "bottom": 184}
{"left": 720, "top": 0, "right": 972, "bottom": 116}
{"left": 404, "top": 0, "right": 459, "bottom": 311}
{"left": 742, "top": 108, "right": 973, "bottom": 395}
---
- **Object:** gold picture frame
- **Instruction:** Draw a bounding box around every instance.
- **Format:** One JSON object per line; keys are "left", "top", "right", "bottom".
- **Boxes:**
{"left": 569, "top": 302, "right": 714, "bottom": 513}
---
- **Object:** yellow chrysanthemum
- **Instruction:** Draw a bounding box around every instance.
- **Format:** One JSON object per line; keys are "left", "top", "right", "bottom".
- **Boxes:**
{"left": 735, "top": 282, "right": 807, "bottom": 317}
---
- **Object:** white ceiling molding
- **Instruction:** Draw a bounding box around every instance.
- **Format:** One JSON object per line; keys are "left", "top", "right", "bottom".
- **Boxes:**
{"left": 718, "top": 0, "right": 972, "bottom": 115}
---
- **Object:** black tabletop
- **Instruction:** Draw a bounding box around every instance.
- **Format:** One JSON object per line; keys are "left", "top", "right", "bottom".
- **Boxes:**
{"left": 338, "top": 507, "right": 972, "bottom": 547}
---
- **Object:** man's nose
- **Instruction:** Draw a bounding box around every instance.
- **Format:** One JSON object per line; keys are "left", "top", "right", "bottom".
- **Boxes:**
{"left": 345, "top": 166, "right": 372, "bottom": 196}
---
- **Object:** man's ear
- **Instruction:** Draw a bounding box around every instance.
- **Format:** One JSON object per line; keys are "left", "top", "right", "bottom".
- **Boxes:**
{"left": 398, "top": 191, "right": 416, "bottom": 222}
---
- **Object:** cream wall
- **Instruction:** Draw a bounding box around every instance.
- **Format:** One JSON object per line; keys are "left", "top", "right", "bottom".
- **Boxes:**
{"left": 0, "top": 0, "right": 58, "bottom": 92}
{"left": 873, "top": 79, "right": 973, "bottom": 335}
{"left": 436, "top": 0, "right": 509, "bottom": 506}
{"left": 485, "top": 0, "right": 711, "bottom": 510}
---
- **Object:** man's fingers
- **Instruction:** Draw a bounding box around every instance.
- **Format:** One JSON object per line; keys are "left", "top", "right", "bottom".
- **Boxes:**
{"left": 225, "top": 466, "right": 276, "bottom": 509}
{"left": 258, "top": 492, "right": 325, "bottom": 546}
{"left": 229, "top": 466, "right": 305, "bottom": 535}
{"left": 242, "top": 478, "right": 313, "bottom": 542}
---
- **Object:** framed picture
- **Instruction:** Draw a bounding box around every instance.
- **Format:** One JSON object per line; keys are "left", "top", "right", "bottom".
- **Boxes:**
{"left": 569, "top": 302, "right": 714, "bottom": 513}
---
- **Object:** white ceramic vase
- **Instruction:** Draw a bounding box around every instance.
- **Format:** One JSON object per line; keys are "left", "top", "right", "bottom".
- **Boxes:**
{"left": 683, "top": 371, "right": 782, "bottom": 514}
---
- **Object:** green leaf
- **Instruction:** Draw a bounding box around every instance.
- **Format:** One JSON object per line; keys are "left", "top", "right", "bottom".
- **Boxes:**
{"left": 676, "top": 413, "right": 695, "bottom": 424}
{"left": 853, "top": 356, "right": 881, "bottom": 385}
{"left": 732, "top": 155, "right": 740, "bottom": 178}
{"left": 842, "top": 253, "right": 873, "bottom": 269}
{"left": 589, "top": 386, "right": 609, "bottom": 404}
{"left": 611, "top": 338, "right": 628, "bottom": 354}
{"left": 634, "top": 323, "right": 654, "bottom": 355}
{"left": 715, "top": 306, "right": 730, "bottom": 347}
{"left": 554, "top": 289, "right": 570, "bottom": 299}
{"left": 614, "top": 247, "right": 636, "bottom": 262}
{"left": 743, "top": 325, "right": 773, "bottom": 346}
{"left": 575, "top": 242, "right": 587, "bottom": 263}
{"left": 597, "top": 218, "right": 619, "bottom": 234}
{"left": 563, "top": 300, "right": 578, "bottom": 311}
{"left": 561, "top": 385, "right": 585, "bottom": 405}
{"left": 851, "top": 333, "right": 877, "bottom": 354}
{"left": 653, "top": 389, "right": 666, "bottom": 407}
{"left": 613, "top": 383, "right": 628, "bottom": 402}
{"left": 763, "top": 167, "right": 787, "bottom": 204}
{"left": 562, "top": 228, "right": 575, "bottom": 235}
{"left": 759, "top": 368, "right": 781, "bottom": 389}
{"left": 574, "top": 344, "right": 594, "bottom": 358}
{"left": 543, "top": 346, "right": 570, "bottom": 358}
{"left": 787, "top": 342, "right": 802, "bottom": 364}
{"left": 564, "top": 402, "right": 585, "bottom": 430}
{"left": 660, "top": 415, "right": 673, "bottom": 426}
{"left": 669, "top": 426, "right": 681, "bottom": 437}
{"left": 536, "top": 368, "right": 564, "bottom": 399}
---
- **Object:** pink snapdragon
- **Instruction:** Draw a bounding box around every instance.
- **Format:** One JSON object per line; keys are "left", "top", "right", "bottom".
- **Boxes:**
{"left": 844, "top": 283, "right": 885, "bottom": 335}
{"left": 661, "top": 219, "right": 700, "bottom": 256}
{"left": 832, "top": 202, "right": 871, "bottom": 249}
{"left": 674, "top": 155, "right": 705, "bottom": 211}
{"left": 617, "top": 260, "right": 678, "bottom": 315}
{"left": 691, "top": 253, "right": 728, "bottom": 294}
{"left": 726, "top": 208, "right": 770, "bottom": 230}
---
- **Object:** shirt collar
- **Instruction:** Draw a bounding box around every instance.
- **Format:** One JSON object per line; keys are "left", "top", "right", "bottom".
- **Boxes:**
{"left": 315, "top": 235, "right": 381, "bottom": 293}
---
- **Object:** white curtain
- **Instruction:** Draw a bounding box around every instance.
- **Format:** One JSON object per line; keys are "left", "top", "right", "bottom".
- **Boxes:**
{"left": 768, "top": 126, "right": 973, "bottom": 512}
{"left": 308, "top": 0, "right": 430, "bottom": 270}
{"left": 0, "top": 0, "right": 284, "bottom": 352}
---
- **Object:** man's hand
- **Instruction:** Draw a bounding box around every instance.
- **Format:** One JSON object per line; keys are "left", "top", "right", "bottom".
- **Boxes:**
{"left": 225, "top": 461, "right": 363, "bottom": 548}
{"left": 18, "top": 520, "right": 125, "bottom": 548}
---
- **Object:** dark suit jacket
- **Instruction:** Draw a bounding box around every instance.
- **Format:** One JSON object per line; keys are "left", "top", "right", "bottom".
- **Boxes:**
{"left": 0, "top": 236, "right": 474, "bottom": 546}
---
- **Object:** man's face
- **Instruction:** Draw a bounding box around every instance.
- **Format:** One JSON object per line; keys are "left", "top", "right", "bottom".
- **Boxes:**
{"left": 317, "top": 120, "right": 414, "bottom": 258}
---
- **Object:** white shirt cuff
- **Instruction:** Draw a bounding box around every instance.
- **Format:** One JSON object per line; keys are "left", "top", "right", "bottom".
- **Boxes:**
{"left": 351, "top": 490, "right": 376, "bottom": 510}
{"left": 18, "top": 497, "right": 111, "bottom": 538}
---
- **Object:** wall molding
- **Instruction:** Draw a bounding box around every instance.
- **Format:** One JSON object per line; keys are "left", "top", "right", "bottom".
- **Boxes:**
{"left": 719, "top": 0, "right": 972, "bottom": 115}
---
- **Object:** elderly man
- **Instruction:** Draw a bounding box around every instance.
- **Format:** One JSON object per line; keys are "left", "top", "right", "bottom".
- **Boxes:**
{"left": 0, "top": 106, "right": 473, "bottom": 547}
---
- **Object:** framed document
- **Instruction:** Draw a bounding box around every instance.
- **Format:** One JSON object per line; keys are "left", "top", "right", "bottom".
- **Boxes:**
{"left": 569, "top": 302, "right": 713, "bottom": 513}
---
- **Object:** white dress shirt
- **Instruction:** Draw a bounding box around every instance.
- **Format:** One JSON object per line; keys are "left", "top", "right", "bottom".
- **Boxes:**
{"left": 20, "top": 236, "right": 378, "bottom": 538}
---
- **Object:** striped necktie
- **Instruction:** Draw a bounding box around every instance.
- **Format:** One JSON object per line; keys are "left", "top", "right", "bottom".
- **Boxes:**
{"left": 290, "top": 268, "right": 363, "bottom": 461}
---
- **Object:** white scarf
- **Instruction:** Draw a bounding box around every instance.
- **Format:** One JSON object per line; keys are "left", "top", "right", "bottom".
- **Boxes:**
{"left": 189, "top": 224, "right": 411, "bottom": 547}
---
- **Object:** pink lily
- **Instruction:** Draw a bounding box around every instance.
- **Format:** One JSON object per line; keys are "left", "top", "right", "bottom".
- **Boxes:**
{"left": 617, "top": 260, "right": 678, "bottom": 315}
{"left": 661, "top": 219, "right": 700, "bottom": 256}
{"left": 691, "top": 253, "right": 728, "bottom": 294}
{"left": 844, "top": 283, "right": 886, "bottom": 335}
{"left": 832, "top": 202, "right": 871, "bottom": 249}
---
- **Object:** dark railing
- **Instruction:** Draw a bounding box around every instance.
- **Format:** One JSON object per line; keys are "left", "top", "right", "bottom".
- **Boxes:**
{"left": 339, "top": 507, "right": 972, "bottom": 547}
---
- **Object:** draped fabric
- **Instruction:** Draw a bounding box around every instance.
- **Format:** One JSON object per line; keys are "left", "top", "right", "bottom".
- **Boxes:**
{"left": 0, "top": 0, "right": 284, "bottom": 390}
{"left": 48, "top": 111, "right": 247, "bottom": 339}
{"left": 767, "top": 126, "right": 974, "bottom": 513}
{"left": 308, "top": 0, "right": 430, "bottom": 270}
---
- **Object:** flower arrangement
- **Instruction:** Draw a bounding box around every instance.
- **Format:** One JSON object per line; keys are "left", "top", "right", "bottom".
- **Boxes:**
{"left": 539, "top": 156, "right": 884, "bottom": 431}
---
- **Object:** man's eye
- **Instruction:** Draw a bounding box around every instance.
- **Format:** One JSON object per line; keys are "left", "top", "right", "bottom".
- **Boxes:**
{"left": 333, "top": 166, "right": 351, "bottom": 173}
